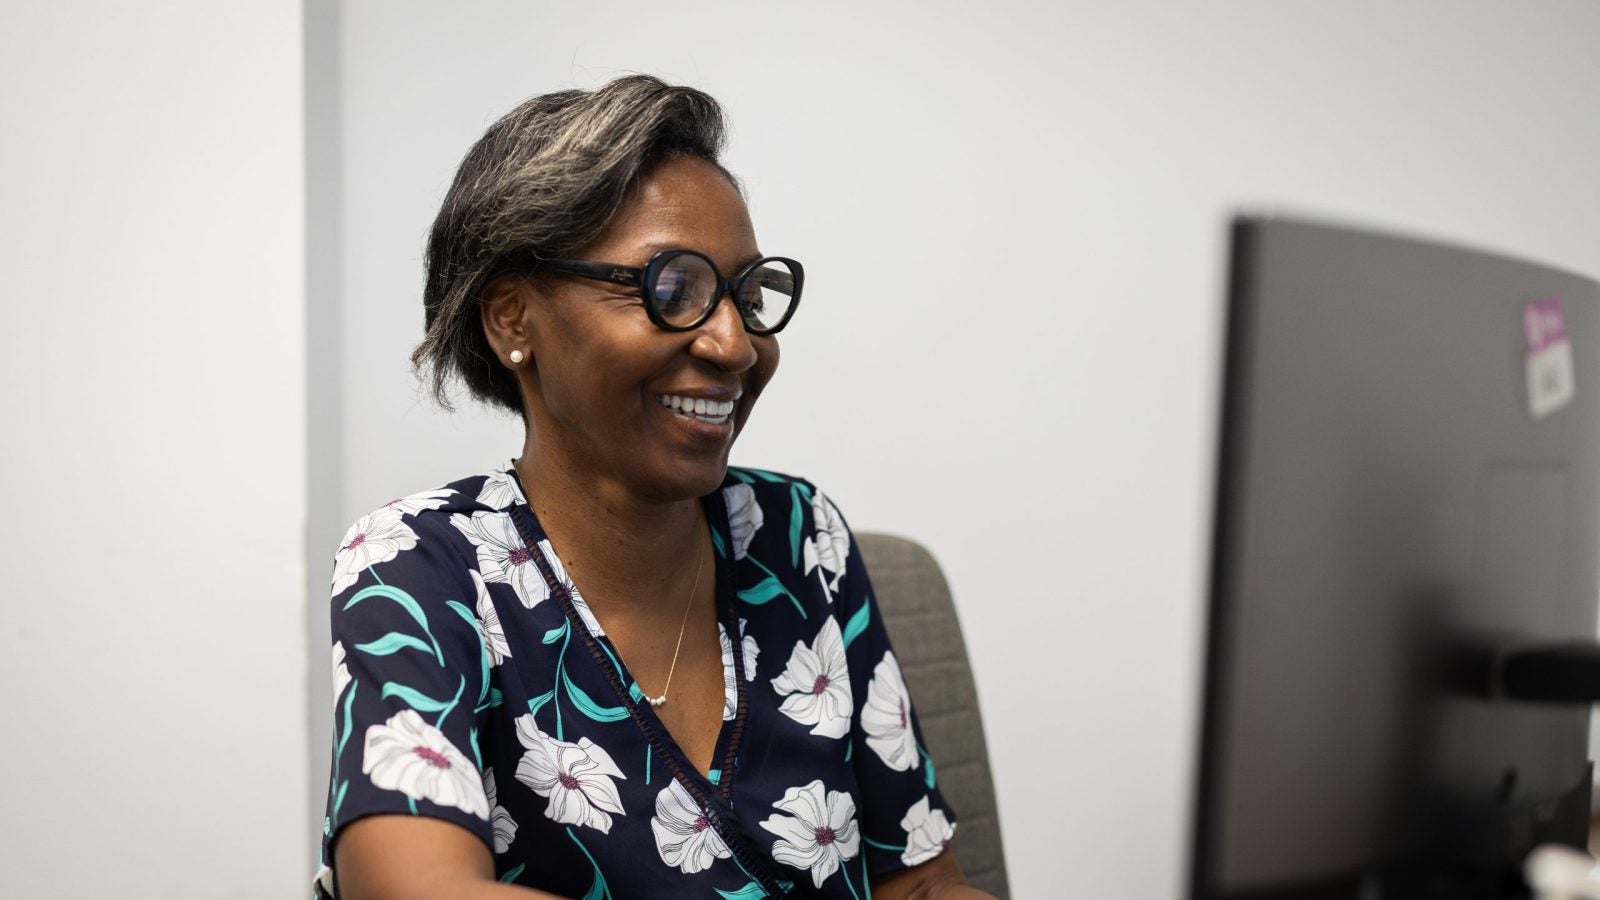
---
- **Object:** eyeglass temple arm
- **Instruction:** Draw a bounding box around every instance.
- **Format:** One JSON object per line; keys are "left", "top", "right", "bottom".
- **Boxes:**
{"left": 540, "top": 259, "right": 644, "bottom": 288}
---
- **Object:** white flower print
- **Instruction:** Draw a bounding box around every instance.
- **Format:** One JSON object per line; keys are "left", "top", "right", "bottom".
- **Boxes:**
{"left": 314, "top": 864, "right": 334, "bottom": 897}
{"left": 450, "top": 511, "right": 546, "bottom": 610}
{"left": 720, "top": 619, "right": 761, "bottom": 720}
{"left": 514, "top": 716, "right": 627, "bottom": 834}
{"left": 759, "top": 780, "right": 861, "bottom": 889}
{"left": 899, "top": 795, "right": 956, "bottom": 867}
{"left": 476, "top": 468, "right": 525, "bottom": 511}
{"left": 802, "top": 489, "right": 849, "bottom": 595}
{"left": 536, "top": 540, "right": 605, "bottom": 637}
{"left": 861, "top": 651, "right": 920, "bottom": 772}
{"left": 719, "top": 623, "right": 737, "bottom": 721}
{"left": 381, "top": 487, "right": 456, "bottom": 518}
{"left": 739, "top": 617, "right": 760, "bottom": 682}
{"left": 723, "top": 483, "right": 764, "bottom": 560}
{"left": 361, "top": 709, "right": 489, "bottom": 819}
{"left": 651, "top": 778, "right": 731, "bottom": 874}
{"left": 484, "top": 769, "right": 518, "bottom": 853}
{"left": 331, "top": 641, "right": 352, "bottom": 704}
{"left": 472, "top": 569, "right": 511, "bottom": 666}
{"left": 771, "top": 617, "right": 853, "bottom": 739}
{"left": 332, "top": 508, "right": 418, "bottom": 596}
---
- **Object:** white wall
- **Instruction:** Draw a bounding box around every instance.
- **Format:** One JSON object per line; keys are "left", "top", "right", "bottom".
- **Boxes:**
{"left": 0, "top": 3, "right": 308, "bottom": 898}
{"left": 310, "top": 2, "right": 1600, "bottom": 896}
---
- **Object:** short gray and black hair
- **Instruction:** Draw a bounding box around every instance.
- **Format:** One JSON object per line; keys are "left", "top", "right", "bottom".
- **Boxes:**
{"left": 412, "top": 75, "right": 733, "bottom": 415}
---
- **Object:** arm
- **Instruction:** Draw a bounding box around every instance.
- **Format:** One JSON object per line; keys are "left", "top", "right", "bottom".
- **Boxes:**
{"left": 870, "top": 849, "right": 995, "bottom": 900}
{"left": 336, "top": 816, "right": 570, "bottom": 900}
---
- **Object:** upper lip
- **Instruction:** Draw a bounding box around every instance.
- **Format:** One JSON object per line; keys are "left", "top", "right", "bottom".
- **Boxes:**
{"left": 656, "top": 386, "right": 742, "bottom": 402}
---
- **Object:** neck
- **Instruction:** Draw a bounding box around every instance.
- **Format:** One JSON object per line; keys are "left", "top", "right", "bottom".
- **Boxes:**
{"left": 513, "top": 430, "right": 707, "bottom": 617}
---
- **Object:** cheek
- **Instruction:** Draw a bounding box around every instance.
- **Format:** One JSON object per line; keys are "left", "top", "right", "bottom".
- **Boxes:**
{"left": 751, "top": 338, "right": 781, "bottom": 396}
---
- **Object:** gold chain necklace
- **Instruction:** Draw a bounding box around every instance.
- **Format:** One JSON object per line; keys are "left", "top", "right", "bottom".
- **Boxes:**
{"left": 642, "top": 531, "right": 706, "bottom": 708}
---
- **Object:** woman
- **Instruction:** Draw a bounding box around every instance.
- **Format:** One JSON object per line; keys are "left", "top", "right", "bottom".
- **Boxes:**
{"left": 316, "top": 75, "right": 987, "bottom": 900}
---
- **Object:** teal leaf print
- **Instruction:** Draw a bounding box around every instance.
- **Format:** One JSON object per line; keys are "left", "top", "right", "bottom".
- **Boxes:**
{"left": 738, "top": 576, "right": 788, "bottom": 606}
{"left": 437, "top": 675, "right": 466, "bottom": 728}
{"left": 563, "top": 671, "right": 630, "bottom": 722}
{"left": 527, "top": 688, "right": 555, "bottom": 717}
{"left": 739, "top": 561, "right": 807, "bottom": 618}
{"left": 728, "top": 468, "right": 755, "bottom": 485}
{"left": 381, "top": 681, "right": 455, "bottom": 713}
{"left": 337, "top": 681, "right": 358, "bottom": 759}
{"left": 354, "top": 631, "right": 435, "bottom": 658}
{"left": 567, "top": 827, "right": 612, "bottom": 900}
{"left": 542, "top": 622, "right": 569, "bottom": 644}
{"left": 841, "top": 599, "right": 872, "bottom": 650}
{"left": 344, "top": 584, "right": 444, "bottom": 664}
{"left": 716, "top": 884, "right": 770, "bottom": 900}
{"left": 499, "top": 862, "right": 526, "bottom": 884}
{"left": 444, "top": 600, "right": 490, "bottom": 703}
{"left": 922, "top": 745, "right": 937, "bottom": 789}
{"left": 863, "top": 834, "right": 906, "bottom": 852}
{"left": 788, "top": 484, "right": 805, "bottom": 567}
{"left": 711, "top": 527, "right": 727, "bottom": 558}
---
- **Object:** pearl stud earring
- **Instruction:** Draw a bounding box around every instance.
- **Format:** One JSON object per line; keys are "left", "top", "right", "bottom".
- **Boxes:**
{"left": 509, "top": 350, "right": 525, "bottom": 364}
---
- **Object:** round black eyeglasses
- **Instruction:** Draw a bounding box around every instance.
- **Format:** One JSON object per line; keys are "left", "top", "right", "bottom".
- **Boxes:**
{"left": 538, "top": 249, "right": 804, "bottom": 335}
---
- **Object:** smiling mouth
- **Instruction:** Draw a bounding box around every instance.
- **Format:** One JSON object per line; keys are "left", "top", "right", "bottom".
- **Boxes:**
{"left": 658, "top": 393, "right": 735, "bottom": 426}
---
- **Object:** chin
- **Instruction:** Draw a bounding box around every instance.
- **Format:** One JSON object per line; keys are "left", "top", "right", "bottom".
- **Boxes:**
{"left": 641, "top": 455, "right": 732, "bottom": 502}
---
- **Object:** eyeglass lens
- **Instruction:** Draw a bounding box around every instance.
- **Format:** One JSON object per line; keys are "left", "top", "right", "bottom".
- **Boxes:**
{"left": 649, "top": 253, "right": 797, "bottom": 332}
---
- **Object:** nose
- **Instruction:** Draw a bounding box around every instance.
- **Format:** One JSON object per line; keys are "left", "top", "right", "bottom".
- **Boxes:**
{"left": 690, "top": 290, "right": 759, "bottom": 373}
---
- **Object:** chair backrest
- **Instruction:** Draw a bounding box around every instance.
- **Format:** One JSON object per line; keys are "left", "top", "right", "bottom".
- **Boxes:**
{"left": 856, "top": 532, "right": 1009, "bottom": 899}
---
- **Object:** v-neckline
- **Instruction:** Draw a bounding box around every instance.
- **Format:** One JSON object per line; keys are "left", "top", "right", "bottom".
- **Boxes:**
{"left": 502, "top": 467, "right": 751, "bottom": 802}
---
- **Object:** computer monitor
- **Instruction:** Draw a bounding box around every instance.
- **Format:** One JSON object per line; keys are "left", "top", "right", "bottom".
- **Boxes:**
{"left": 1192, "top": 216, "right": 1600, "bottom": 899}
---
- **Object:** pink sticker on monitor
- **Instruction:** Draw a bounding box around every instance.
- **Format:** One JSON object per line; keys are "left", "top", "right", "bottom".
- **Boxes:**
{"left": 1524, "top": 296, "right": 1574, "bottom": 420}
{"left": 1524, "top": 296, "right": 1568, "bottom": 354}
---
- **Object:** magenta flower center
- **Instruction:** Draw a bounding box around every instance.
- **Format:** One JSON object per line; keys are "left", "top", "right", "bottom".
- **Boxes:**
{"left": 692, "top": 815, "right": 712, "bottom": 833}
{"left": 345, "top": 533, "right": 366, "bottom": 550}
{"left": 557, "top": 772, "right": 581, "bottom": 790}
{"left": 508, "top": 547, "right": 533, "bottom": 566}
{"left": 814, "top": 826, "right": 837, "bottom": 846}
{"left": 411, "top": 745, "right": 451, "bottom": 769}
{"left": 899, "top": 701, "right": 908, "bottom": 729}
{"left": 810, "top": 674, "right": 831, "bottom": 695}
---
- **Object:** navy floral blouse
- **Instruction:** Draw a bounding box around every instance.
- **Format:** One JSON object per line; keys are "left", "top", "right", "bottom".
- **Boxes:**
{"left": 314, "top": 464, "right": 957, "bottom": 899}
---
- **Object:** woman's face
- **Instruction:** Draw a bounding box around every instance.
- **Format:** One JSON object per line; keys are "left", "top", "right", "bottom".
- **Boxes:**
{"left": 502, "top": 155, "right": 781, "bottom": 502}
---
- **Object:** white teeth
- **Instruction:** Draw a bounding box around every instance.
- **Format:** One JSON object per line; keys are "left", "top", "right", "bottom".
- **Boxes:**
{"left": 658, "top": 394, "right": 735, "bottom": 421}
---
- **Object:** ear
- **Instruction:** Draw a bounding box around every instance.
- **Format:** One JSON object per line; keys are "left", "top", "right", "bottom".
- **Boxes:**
{"left": 481, "top": 274, "right": 539, "bottom": 366}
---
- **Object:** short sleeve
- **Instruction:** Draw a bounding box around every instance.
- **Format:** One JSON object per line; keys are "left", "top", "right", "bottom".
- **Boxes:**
{"left": 811, "top": 486, "right": 960, "bottom": 877}
{"left": 322, "top": 507, "right": 495, "bottom": 871}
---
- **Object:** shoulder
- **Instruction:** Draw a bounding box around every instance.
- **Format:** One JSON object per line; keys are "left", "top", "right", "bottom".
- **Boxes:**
{"left": 719, "top": 466, "right": 847, "bottom": 537}
{"left": 719, "top": 466, "right": 855, "bottom": 573}
{"left": 330, "top": 465, "right": 523, "bottom": 599}
{"left": 721, "top": 466, "right": 842, "bottom": 517}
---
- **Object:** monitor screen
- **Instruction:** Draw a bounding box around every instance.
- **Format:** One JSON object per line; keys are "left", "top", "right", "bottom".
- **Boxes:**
{"left": 1192, "top": 217, "right": 1600, "bottom": 899}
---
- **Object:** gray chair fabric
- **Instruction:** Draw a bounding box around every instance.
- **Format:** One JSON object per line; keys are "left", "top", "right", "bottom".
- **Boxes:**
{"left": 856, "top": 532, "right": 1009, "bottom": 899}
